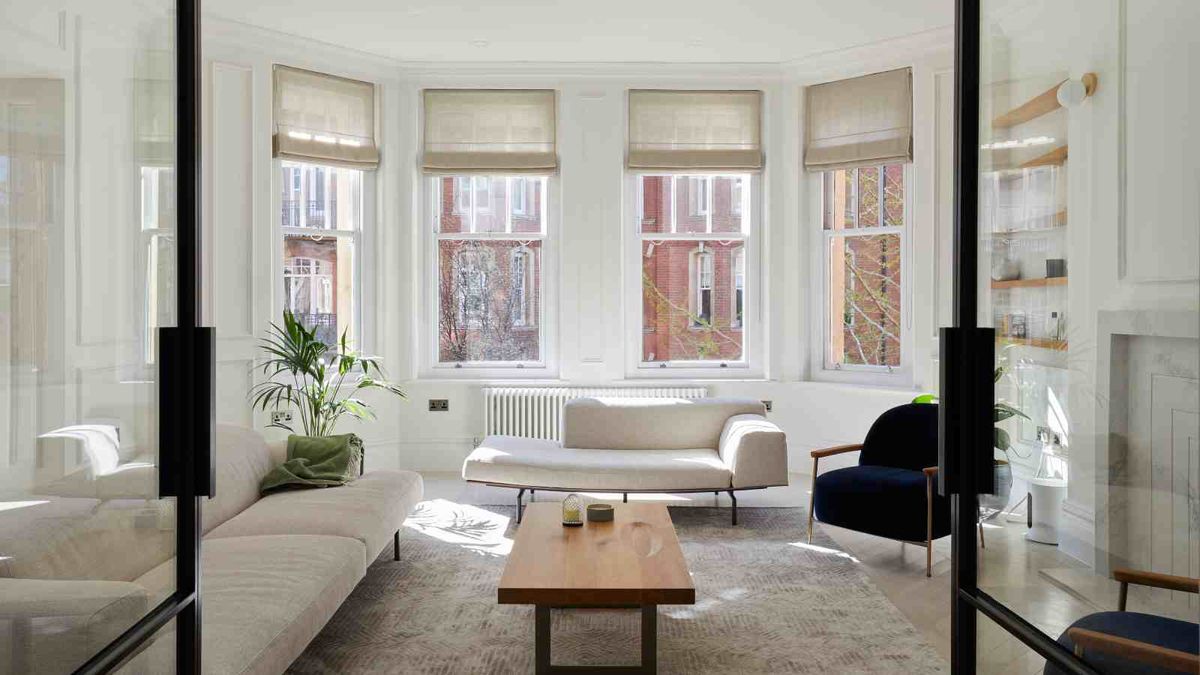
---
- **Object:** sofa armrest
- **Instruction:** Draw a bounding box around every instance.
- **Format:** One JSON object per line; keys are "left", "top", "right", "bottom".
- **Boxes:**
{"left": 719, "top": 414, "right": 788, "bottom": 489}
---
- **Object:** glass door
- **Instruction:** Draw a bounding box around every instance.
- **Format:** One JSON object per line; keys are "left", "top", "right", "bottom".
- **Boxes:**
{"left": 947, "top": 0, "right": 1199, "bottom": 673}
{"left": 0, "top": 1, "right": 207, "bottom": 673}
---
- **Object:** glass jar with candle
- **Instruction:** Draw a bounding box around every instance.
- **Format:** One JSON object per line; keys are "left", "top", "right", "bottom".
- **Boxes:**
{"left": 562, "top": 494, "right": 583, "bottom": 526}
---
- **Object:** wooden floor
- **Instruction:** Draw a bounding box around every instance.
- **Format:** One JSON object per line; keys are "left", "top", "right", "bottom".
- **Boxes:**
{"left": 421, "top": 472, "right": 1105, "bottom": 674}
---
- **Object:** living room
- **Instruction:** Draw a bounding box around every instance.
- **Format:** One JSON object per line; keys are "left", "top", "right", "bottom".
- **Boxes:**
{"left": 1, "top": 0, "right": 1197, "bottom": 673}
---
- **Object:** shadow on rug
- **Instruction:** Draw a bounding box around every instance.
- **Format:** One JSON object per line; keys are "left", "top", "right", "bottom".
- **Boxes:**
{"left": 290, "top": 501, "right": 947, "bottom": 674}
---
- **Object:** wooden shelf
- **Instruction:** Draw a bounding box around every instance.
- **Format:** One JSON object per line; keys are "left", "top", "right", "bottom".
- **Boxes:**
{"left": 998, "top": 336, "right": 1068, "bottom": 351}
{"left": 1021, "top": 145, "right": 1068, "bottom": 168}
{"left": 991, "top": 276, "right": 1068, "bottom": 289}
{"left": 992, "top": 73, "right": 1098, "bottom": 129}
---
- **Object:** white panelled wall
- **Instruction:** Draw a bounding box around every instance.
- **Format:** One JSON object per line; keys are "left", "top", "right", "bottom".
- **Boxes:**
{"left": 201, "top": 19, "right": 954, "bottom": 479}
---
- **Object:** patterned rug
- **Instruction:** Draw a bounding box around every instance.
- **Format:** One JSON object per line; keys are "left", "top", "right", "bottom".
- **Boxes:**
{"left": 290, "top": 501, "right": 947, "bottom": 674}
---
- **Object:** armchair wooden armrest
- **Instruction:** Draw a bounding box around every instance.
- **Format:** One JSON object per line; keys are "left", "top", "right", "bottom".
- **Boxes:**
{"left": 1067, "top": 627, "right": 1199, "bottom": 674}
{"left": 810, "top": 443, "right": 863, "bottom": 459}
{"left": 923, "top": 466, "right": 938, "bottom": 477}
{"left": 807, "top": 443, "right": 863, "bottom": 544}
{"left": 1113, "top": 567, "right": 1200, "bottom": 611}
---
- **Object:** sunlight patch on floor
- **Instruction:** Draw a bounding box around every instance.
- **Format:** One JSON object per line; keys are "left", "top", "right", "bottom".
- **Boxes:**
{"left": 404, "top": 498, "right": 513, "bottom": 557}
{"left": 789, "top": 541, "right": 861, "bottom": 563}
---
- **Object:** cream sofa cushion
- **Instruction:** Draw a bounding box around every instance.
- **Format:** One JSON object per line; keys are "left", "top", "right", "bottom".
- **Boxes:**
{"left": 202, "top": 425, "right": 274, "bottom": 536}
{"left": 131, "top": 534, "right": 364, "bottom": 675}
{"left": 206, "top": 469, "right": 423, "bottom": 564}
{"left": 463, "top": 435, "right": 732, "bottom": 490}
{"left": 562, "top": 397, "right": 765, "bottom": 450}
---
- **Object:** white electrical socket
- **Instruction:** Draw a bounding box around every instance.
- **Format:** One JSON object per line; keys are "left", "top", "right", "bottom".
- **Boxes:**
{"left": 271, "top": 410, "right": 294, "bottom": 426}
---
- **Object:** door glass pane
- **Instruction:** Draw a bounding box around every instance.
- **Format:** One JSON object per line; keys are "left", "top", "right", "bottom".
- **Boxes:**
{"left": 0, "top": 2, "right": 179, "bottom": 671}
{"left": 974, "top": 1, "right": 1199, "bottom": 672}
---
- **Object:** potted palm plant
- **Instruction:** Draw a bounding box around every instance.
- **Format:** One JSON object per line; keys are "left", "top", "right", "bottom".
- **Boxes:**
{"left": 251, "top": 310, "right": 406, "bottom": 436}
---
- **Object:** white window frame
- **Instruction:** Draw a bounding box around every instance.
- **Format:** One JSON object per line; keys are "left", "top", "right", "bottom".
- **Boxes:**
{"left": 809, "top": 163, "right": 912, "bottom": 386}
{"left": 691, "top": 248, "right": 714, "bottom": 327}
{"left": 421, "top": 175, "right": 558, "bottom": 378}
{"left": 731, "top": 246, "right": 745, "bottom": 329}
{"left": 273, "top": 159, "right": 373, "bottom": 354}
{"left": 625, "top": 173, "right": 762, "bottom": 377}
{"left": 511, "top": 177, "right": 528, "bottom": 216}
{"left": 139, "top": 164, "right": 174, "bottom": 365}
{"left": 510, "top": 247, "right": 531, "bottom": 327}
{"left": 688, "top": 176, "right": 710, "bottom": 217}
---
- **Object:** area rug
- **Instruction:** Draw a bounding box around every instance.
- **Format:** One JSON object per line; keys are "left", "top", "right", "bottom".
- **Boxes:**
{"left": 290, "top": 501, "right": 947, "bottom": 674}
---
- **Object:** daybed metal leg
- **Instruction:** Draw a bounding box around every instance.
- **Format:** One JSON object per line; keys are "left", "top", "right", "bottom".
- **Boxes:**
{"left": 516, "top": 488, "right": 525, "bottom": 523}
{"left": 623, "top": 493, "right": 628, "bottom": 503}
{"left": 530, "top": 489, "right": 535, "bottom": 502}
{"left": 394, "top": 530, "right": 400, "bottom": 561}
{"left": 728, "top": 490, "right": 738, "bottom": 525}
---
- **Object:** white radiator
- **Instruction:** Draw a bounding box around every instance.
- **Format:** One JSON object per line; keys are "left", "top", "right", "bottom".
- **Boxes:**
{"left": 482, "top": 386, "right": 707, "bottom": 442}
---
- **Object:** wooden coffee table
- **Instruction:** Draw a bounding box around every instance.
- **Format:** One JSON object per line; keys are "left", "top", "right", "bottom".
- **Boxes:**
{"left": 498, "top": 503, "right": 695, "bottom": 674}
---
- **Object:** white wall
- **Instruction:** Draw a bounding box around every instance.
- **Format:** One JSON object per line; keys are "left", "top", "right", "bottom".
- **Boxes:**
{"left": 202, "top": 18, "right": 954, "bottom": 477}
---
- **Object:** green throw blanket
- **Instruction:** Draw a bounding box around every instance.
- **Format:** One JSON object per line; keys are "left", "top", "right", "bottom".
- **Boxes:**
{"left": 260, "top": 434, "right": 363, "bottom": 494}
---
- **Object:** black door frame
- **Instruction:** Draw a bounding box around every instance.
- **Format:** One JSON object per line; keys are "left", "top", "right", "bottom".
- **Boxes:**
{"left": 74, "top": 0, "right": 212, "bottom": 673}
{"left": 945, "top": 1, "right": 1100, "bottom": 673}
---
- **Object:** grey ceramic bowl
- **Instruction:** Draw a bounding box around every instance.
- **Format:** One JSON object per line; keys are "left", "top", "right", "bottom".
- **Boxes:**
{"left": 586, "top": 503, "right": 614, "bottom": 522}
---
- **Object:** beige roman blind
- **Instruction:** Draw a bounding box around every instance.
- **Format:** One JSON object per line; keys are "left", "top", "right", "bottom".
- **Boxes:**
{"left": 422, "top": 89, "right": 558, "bottom": 173}
{"left": 627, "top": 90, "right": 763, "bottom": 171}
{"left": 804, "top": 68, "right": 912, "bottom": 172}
{"left": 273, "top": 65, "right": 379, "bottom": 169}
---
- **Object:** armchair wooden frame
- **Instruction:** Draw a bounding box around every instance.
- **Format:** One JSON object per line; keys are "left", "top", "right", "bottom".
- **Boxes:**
{"left": 1064, "top": 568, "right": 1200, "bottom": 673}
{"left": 807, "top": 444, "right": 984, "bottom": 578}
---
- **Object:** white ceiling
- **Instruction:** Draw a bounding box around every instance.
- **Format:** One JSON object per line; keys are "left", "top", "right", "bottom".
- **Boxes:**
{"left": 203, "top": 0, "right": 953, "bottom": 64}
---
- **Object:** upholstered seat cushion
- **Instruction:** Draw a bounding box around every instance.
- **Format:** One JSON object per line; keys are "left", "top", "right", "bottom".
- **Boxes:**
{"left": 130, "top": 535, "right": 365, "bottom": 675}
{"left": 206, "top": 470, "right": 423, "bottom": 565}
{"left": 463, "top": 435, "right": 733, "bottom": 491}
{"left": 1045, "top": 611, "right": 1199, "bottom": 675}
{"left": 813, "top": 465, "right": 950, "bottom": 542}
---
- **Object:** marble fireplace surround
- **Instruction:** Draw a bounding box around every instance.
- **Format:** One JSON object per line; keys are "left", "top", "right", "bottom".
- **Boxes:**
{"left": 1093, "top": 309, "right": 1199, "bottom": 590}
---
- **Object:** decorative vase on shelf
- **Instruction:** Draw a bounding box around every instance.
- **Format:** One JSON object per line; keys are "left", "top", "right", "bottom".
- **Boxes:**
{"left": 991, "top": 255, "right": 1020, "bottom": 282}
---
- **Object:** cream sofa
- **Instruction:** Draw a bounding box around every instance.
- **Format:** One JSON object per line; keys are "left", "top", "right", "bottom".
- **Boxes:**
{"left": 0, "top": 425, "right": 423, "bottom": 674}
{"left": 462, "top": 397, "right": 788, "bottom": 524}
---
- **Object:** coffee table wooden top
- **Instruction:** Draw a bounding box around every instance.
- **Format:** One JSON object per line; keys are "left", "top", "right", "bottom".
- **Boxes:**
{"left": 498, "top": 503, "right": 695, "bottom": 607}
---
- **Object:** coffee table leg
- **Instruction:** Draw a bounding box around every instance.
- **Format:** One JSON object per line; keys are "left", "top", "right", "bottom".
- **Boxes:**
{"left": 535, "top": 605, "right": 551, "bottom": 674}
{"left": 641, "top": 605, "right": 657, "bottom": 673}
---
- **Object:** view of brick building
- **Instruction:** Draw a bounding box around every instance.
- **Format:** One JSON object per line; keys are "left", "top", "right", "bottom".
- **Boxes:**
{"left": 436, "top": 176, "right": 543, "bottom": 362}
{"left": 639, "top": 175, "right": 746, "bottom": 362}
{"left": 823, "top": 165, "right": 904, "bottom": 368}
{"left": 280, "top": 163, "right": 357, "bottom": 346}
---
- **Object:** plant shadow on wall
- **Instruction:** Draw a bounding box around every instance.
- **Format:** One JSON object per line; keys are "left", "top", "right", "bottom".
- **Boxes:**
{"left": 251, "top": 310, "right": 406, "bottom": 437}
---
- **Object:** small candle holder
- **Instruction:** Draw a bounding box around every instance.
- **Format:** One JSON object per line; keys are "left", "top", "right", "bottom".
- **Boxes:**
{"left": 562, "top": 493, "right": 583, "bottom": 527}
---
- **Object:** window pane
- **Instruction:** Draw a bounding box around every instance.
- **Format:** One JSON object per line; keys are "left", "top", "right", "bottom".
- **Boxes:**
{"left": 437, "top": 240, "right": 541, "bottom": 363}
{"left": 279, "top": 161, "right": 360, "bottom": 231}
{"left": 676, "top": 177, "right": 709, "bottom": 233}
{"left": 828, "top": 233, "right": 902, "bottom": 367}
{"left": 638, "top": 176, "right": 673, "bottom": 234}
{"left": 436, "top": 175, "right": 546, "bottom": 235}
{"left": 858, "top": 167, "right": 880, "bottom": 227}
{"left": 711, "top": 176, "right": 746, "bottom": 233}
{"left": 511, "top": 177, "right": 544, "bottom": 234}
{"left": 824, "top": 165, "right": 905, "bottom": 230}
{"left": 883, "top": 164, "right": 904, "bottom": 227}
{"left": 641, "top": 241, "right": 744, "bottom": 363}
{"left": 283, "top": 236, "right": 354, "bottom": 347}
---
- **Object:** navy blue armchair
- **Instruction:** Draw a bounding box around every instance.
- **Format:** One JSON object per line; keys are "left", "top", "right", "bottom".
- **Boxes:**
{"left": 1045, "top": 568, "right": 1198, "bottom": 675}
{"left": 807, "top": 403, "right": 959, "bottom": 577}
